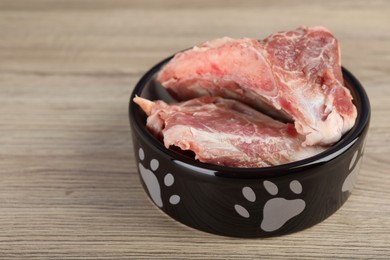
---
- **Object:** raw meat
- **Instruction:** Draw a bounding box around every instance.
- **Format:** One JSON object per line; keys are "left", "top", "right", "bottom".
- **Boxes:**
{"left": 134, "top": 96, "right": 325, "bottom": 168}
{"left": 156, "top": 26, "right": 357, "bottom": 146}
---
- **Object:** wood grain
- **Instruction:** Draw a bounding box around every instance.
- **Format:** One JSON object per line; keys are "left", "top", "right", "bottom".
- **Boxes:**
{"left": 0, "top": 0, "right": 389, "bottom": 258}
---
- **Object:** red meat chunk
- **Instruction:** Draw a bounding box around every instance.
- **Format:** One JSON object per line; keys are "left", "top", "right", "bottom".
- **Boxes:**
{"left": 134, "top": 96, "right": 325, "bottom": 168}
{"left": 157, "top": 26, "right": 357, "bottom": 146}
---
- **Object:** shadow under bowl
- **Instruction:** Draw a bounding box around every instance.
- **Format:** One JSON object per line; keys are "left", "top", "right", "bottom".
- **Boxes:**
{"left": 129, "top": 56, "right": 370, "bottom": 238}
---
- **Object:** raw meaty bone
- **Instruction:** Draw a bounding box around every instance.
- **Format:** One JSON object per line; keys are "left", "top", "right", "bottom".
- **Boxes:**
{"left": 134, "top": 96, "right": 325, "bottom": 168}
{"left": 156, "top": 26, "right": 357, "bottom": 146}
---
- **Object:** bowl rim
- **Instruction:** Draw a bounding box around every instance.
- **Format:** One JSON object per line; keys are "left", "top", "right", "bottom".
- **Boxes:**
{"left": 129, "top": 56, "right": 371, "bottom": 178}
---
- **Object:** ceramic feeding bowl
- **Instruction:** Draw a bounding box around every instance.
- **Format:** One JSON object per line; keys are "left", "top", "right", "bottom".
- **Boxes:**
{"left": 128, "top": 56, "right": 370, "bottom": 238}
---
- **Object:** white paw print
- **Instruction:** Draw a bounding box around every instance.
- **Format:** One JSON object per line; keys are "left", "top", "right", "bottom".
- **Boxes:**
{"left": 234, "top": 180, "right": 306, "bottom": 232}
{"left": 261, "top": 180, "right": 305, "bottom": 232}
{"left": 138, "top": 148, "right": 180, "bottom": 208}
{"left": 234, "top": 187, "right": 256, "bottom": 218}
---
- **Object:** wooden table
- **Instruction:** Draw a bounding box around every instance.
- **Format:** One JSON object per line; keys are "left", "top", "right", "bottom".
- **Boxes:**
{"left": 1, "top": 0, "right": 389, "bottom": 258}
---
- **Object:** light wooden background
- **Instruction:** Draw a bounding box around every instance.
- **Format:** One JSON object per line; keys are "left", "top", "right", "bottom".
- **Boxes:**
{"left": 0, "top": 0, "right": 389, "bottom": 259}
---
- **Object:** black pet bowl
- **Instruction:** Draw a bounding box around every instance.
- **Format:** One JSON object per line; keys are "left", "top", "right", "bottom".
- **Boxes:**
{"left": 129, "top": 56, "right": 370, "bottom": 238}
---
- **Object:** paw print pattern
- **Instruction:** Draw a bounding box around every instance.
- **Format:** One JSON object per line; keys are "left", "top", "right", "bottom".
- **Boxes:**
{"left": 235, "top": 180, "right": 306, "bottom": 232}
{"left": 261, "top": 180, "right": 305, "bottom": 232}
{"left": 342, "top": 141, "right": 366, "bottom": 193}
{"left": 138, "top": 148, "right": 180, "bottom": 208}
{"left": 164, "top": 173, "right": 181, "bottom": 205}
{"left": 234, "top": 187, "right": 256, "bottom": 218}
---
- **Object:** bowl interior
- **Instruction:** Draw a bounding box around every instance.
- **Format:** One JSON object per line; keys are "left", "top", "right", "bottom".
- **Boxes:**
{"left": 130, "top": 57, "right": 370, "bottom": 178}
